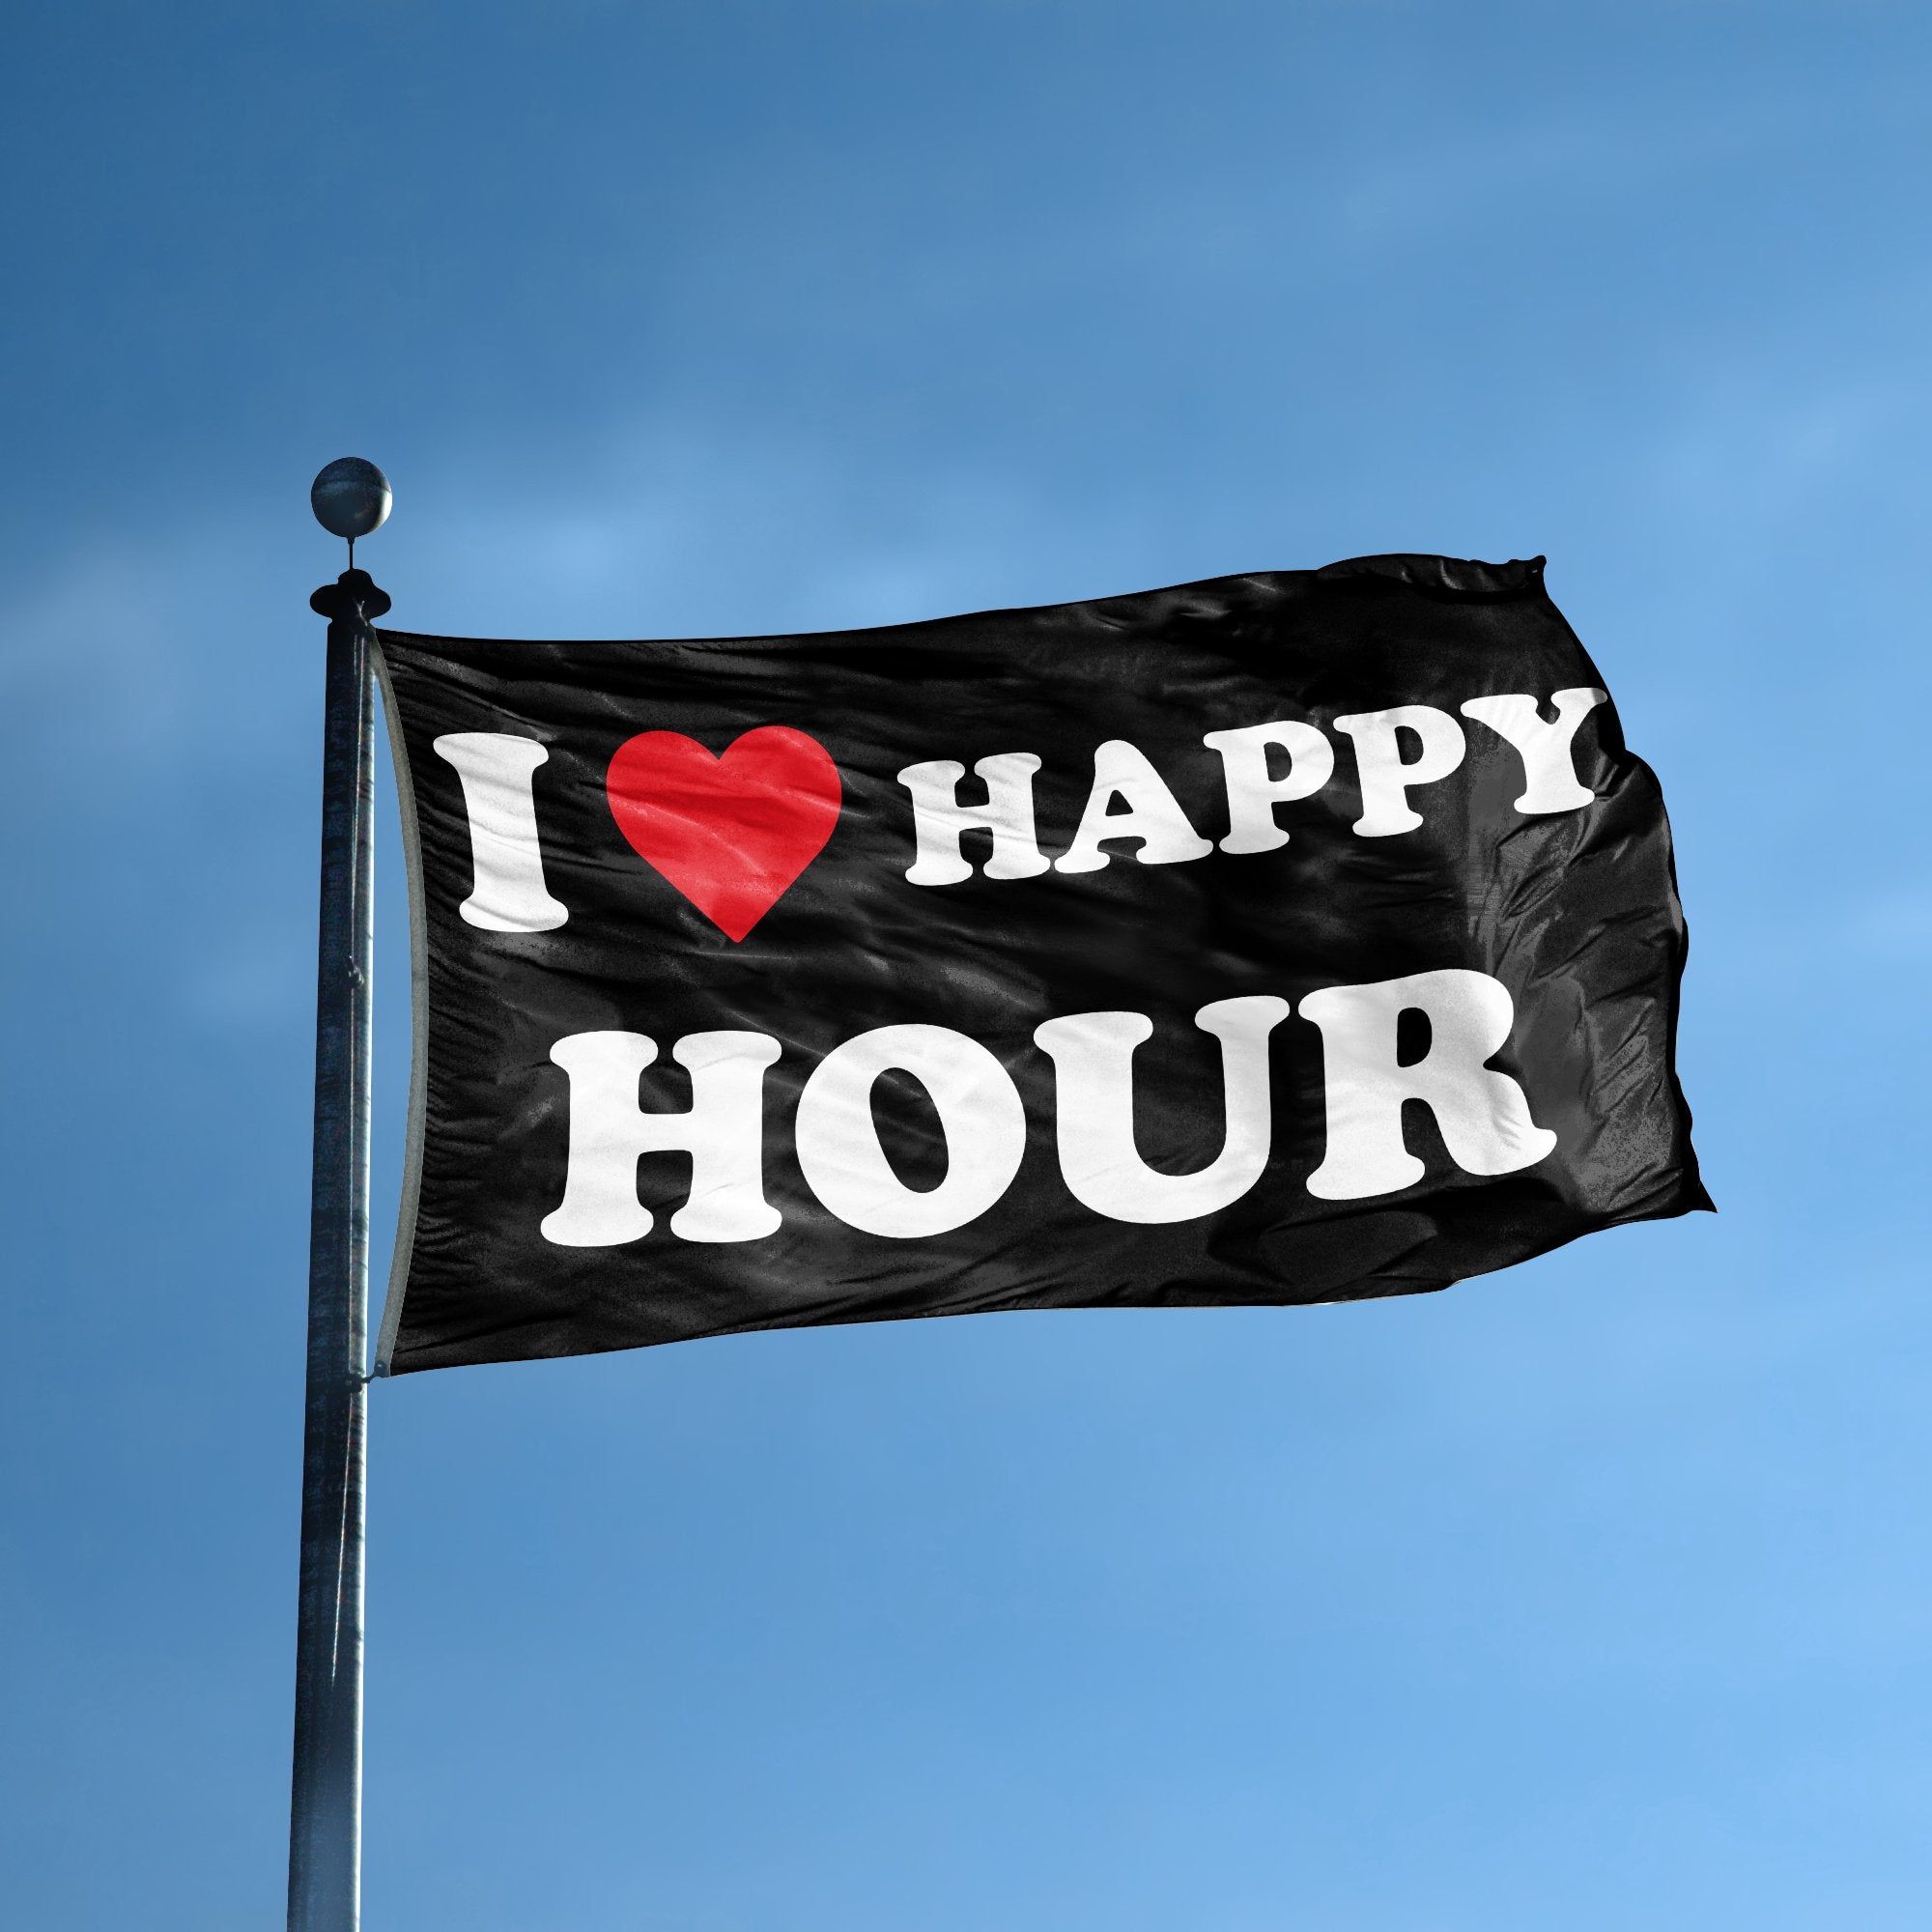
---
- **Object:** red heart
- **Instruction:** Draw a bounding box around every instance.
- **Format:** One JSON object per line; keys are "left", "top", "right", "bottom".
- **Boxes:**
{"left": 606, "top": 726, "right": 842, "bottom": 942}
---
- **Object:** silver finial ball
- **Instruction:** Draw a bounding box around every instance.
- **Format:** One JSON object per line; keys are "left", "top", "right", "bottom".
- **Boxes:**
{"left": 310, "top": 457, "right": 392, "bottom": 541}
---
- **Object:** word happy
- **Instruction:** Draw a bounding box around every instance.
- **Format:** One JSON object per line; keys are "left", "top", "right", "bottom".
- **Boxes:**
{"left": 897, "top": 689, "right": 1607, "bottom": 884}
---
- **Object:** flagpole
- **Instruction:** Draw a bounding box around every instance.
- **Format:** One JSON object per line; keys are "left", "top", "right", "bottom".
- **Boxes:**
{"left": 290, "top": 463, "right": 391, "bottom": 1932}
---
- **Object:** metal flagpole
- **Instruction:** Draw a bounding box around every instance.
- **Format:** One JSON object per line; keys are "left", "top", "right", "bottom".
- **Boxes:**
{"left": 290, "top": 461, "right": 392, "bottom": 1932}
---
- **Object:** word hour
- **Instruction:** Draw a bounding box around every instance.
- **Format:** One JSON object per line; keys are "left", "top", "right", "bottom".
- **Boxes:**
{"left": 541, "top": 970, "right": 1556, "bottom": 1248}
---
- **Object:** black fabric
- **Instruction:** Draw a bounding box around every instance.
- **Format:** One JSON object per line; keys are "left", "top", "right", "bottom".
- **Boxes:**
{"left": 375, "top": 554, "right": 1707, "bottom": 1374}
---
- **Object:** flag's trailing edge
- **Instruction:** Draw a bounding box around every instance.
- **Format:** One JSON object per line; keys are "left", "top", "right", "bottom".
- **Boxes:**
{"left": 371, "top": 554, "right": 1708, "bottom": 1376}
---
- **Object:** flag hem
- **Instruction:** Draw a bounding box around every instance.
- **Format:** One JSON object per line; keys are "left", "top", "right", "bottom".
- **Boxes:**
{"left": 366, "top": 554, "right": 1545, "bottom": 656}
{"left": 371, "top": 635, "right": 430, "bottom": 1378}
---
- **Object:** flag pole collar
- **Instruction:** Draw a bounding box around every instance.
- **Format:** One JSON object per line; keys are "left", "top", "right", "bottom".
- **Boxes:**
{"left": 311, "top": 569, "right": 391, "bottom": 623}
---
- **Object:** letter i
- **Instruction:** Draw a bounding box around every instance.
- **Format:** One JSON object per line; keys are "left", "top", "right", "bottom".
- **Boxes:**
{"left": 433, "top": 732, "right": 569, "bottom": 931}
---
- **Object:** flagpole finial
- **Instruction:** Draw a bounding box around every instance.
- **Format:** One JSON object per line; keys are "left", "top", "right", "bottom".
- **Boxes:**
{"left": 311, "top": 457, "right": 392, "bottom": 570}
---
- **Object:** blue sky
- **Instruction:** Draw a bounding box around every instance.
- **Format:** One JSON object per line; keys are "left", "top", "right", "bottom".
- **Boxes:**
{"left": 4, "top": 3, "right": 1931, "bottom": 1926}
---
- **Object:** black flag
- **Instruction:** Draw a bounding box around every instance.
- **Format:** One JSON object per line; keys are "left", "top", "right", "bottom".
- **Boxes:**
{"left": 371, "top": 554, "right": 1706, "bottom": 1375}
